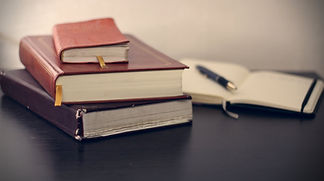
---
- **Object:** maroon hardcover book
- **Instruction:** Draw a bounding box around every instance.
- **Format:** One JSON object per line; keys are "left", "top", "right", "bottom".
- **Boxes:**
{"left": 19, "top": 34, "right": 188, "bottom": 104}
{"left": 0, "top": 69, "right": 192, "bottom": 140}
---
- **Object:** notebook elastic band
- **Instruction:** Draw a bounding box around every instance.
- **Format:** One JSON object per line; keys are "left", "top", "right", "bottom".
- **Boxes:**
{"left": 301, "top": 79, "right": 317, "bottom": 113}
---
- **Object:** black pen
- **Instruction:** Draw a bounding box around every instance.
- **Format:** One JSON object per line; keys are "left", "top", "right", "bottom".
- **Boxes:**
{"left": 196, "top": 65, "right": 237, "bottom": 91}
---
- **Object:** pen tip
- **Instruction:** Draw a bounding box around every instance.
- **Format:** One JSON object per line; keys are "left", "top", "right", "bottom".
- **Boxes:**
{"left": 226, "top": 82, "right": 237, "bottom": 91}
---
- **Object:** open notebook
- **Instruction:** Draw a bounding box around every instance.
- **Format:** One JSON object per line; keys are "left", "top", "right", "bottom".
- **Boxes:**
{"left": 181, "top": 58, "right": 323, "bottom": 117}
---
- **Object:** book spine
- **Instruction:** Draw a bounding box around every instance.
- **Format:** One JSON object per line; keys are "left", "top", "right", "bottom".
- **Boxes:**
{"left": 52, "top": 26, "right": 62, "bottom": 59}
{"left": 0, "top": 71, "right": 80, "bottom": 139}
{"left": 19, "top": 37, "right": 58, "bottom": 98}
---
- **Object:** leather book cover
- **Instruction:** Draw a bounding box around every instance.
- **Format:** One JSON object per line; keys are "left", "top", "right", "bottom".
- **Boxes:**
{"left": 53, "top": 18, "right": 129, "bottom": 59}
{"left": 19, "top": 34, "right": 188, "bottom": 100}
{"left": 0, "top": 69, "right": 191, "bottom": 140}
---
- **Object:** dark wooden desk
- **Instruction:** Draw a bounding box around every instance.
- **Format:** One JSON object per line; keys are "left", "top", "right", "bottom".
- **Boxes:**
{"left": 0, "top": 89, "right": 323, "bottom": 181}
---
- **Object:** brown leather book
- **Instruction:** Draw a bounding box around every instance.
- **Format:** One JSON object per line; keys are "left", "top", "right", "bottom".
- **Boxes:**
{"left": 19, "top": 34, "right": 188, "bottom": 105}
{"left": 0, "top": 69, "right": 193, "bottom": 140}
{"left": 53, "top": 18, "right": 129, "bottom": 63}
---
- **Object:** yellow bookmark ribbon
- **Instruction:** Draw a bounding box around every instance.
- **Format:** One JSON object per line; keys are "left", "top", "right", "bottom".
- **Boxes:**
{"left": 55, "top": 85, "right": 62, "bottom": 106}
{"left": 96, "top": 56, "right": 106, "bottom": 68}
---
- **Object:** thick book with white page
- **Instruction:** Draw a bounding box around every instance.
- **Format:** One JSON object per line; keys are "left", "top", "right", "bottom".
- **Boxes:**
{"left": 0, "top": 69, "right": 193, "bottom": 140}
{"left": 181, "top": 58, "right": 323, "bottom": 116}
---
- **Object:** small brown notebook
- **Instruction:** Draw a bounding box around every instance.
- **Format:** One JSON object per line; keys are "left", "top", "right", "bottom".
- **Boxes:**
{"left": 53, "top": 18, "right": 129, "bottom": 63}
{"left": 19, "top": 34, "right": 188, "bottom": 105}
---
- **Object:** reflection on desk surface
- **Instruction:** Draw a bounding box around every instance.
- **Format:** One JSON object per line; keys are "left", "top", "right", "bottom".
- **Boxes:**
{"left": 0, "top": 93, "right": 192, "bottom": 181}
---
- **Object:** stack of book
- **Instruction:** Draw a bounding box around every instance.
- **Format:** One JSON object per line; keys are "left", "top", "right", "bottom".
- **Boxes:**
{"left": 0, "top": 18, "right": 193, "bottom": 140}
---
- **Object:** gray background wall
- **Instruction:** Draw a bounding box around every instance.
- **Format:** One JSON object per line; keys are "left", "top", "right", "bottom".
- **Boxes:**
{"left": 1, "top": 0, "right": 323, "bottom": 76}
